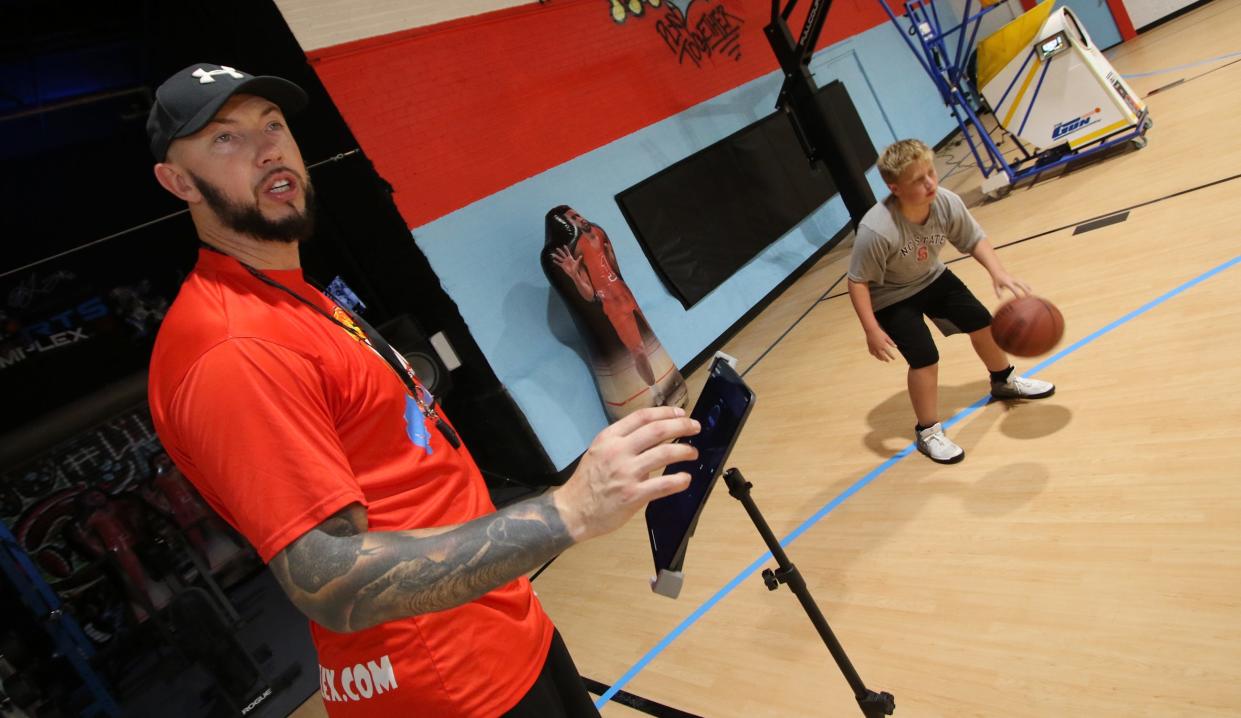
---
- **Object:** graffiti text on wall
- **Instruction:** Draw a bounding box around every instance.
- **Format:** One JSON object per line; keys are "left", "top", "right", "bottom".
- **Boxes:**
{"left": 655, "top": 1, "right": 743, "bottom": 67}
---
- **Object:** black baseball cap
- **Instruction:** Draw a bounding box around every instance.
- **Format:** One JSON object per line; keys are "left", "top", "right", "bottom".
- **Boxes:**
{"left": 146, "top": 63, "right": 308, "bottom": 161}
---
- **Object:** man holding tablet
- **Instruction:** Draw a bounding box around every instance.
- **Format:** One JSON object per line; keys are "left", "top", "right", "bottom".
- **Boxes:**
{"left": 144, "top": 62, "right": 702, "bottom": 718}
{"left": 647, "top": 357, "right": 756, "bottom": 597}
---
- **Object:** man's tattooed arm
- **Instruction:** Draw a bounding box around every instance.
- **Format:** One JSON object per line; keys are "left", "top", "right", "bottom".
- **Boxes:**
{"left": 268, "top": 493, "right": 574, "bottom": 633}
{"left": 268, "top": 406, "right": 703, "bottom": 633}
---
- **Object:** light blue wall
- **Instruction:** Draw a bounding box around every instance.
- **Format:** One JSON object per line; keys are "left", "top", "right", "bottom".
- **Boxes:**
{"left": 946, "top": 0, "right": 1023, "bottom": 45}
{"left": 412, "top": 20, "right": 960, "bottom": 470}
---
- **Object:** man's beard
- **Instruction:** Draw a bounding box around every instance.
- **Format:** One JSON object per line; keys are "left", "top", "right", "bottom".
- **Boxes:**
{"left": 190, "top": 170, "right": 317, "bottom": 243}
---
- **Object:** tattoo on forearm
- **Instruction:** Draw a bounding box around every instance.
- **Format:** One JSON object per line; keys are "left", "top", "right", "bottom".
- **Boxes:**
{"left": 274, "top": 494, "right": 572, "bottom": 632}
{"left": 286, "top": 516, "right": 364, "bottom": 592}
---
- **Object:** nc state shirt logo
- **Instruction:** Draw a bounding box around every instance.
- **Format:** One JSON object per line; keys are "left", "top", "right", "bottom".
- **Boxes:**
{"left": 916, "top": 244, "right": 929, "bottom": 262}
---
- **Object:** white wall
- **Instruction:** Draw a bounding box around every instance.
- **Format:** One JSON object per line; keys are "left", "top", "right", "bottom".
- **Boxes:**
{"left": 271, "top": 0, "right": 530, "bottom": 51}
{"left": 1121, "top": 0, "right": 1198, "bottom": 29}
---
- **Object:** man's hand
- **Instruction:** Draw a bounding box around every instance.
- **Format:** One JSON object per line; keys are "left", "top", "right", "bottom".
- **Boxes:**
{"left": 552, "top": 246, "right": 599, "bottom": 302}
{"left": 269, "top": 408, "right": 699, "bottom": 633}
{"left": 553, "top": 406, "right": 700, "bottom": 543}
{"left": 866, "top": 327, "right": 899, "bottom": 362}
{"left": 551, "top": 246, "right": 582, "bottom": 277}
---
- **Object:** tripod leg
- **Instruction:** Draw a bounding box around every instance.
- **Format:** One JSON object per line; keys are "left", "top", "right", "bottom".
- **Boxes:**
{"left": 725, "top": 469, "right": 894, "bottom": 717}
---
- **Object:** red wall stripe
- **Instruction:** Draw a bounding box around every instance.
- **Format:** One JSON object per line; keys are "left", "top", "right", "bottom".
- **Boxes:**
{"left": 308, "top": 0, "right": 897, "bottom": 228}
{"left": 1104, "top": 0, "right": 1138, "bottom": 40}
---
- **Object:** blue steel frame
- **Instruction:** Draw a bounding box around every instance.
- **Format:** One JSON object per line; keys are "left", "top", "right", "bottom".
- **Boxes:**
{"left": 0, "top": 521, "right": 121, "bottom": 717}
{"left": 874, "top": 0, "right": 1149, "bottom": 189}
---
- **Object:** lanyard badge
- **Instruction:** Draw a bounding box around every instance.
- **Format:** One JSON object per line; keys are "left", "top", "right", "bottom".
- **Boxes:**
{"left": 239, "top": 262, "right": 462, "bottom": 449}
{"left": 331, "top": 307, "right": 368, "bottom": 342}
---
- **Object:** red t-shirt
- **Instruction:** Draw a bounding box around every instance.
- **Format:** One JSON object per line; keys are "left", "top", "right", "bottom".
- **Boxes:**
{"left": 577, "top": 230, "right": 636, "bottom": 314}
{"left": 147, "top": 249, "right": 553, "bottom": 716}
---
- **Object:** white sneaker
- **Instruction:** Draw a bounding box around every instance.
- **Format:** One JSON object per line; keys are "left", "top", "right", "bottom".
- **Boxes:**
{"left": 991, "top": 374, "right": 1055, "bottom": 400}
{"left": 916, "top": 423, "right": 965, "bottom": 464}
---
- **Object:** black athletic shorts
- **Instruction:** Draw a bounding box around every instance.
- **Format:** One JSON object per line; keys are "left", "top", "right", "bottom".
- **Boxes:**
{"left": 502, "top": 629, "right": 601, "bottom": 718}
{"left": 874, "top": 269, "right": 991, "bottom": 370}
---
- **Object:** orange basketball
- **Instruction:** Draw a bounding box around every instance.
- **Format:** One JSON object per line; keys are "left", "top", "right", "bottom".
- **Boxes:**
{"left": 991, "top": 296, "right": 1065, "bottom": 357}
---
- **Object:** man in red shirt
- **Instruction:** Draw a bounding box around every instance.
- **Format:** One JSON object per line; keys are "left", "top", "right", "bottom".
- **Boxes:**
{"left": 145, "top": 63, "right": 700, "bottom": 717}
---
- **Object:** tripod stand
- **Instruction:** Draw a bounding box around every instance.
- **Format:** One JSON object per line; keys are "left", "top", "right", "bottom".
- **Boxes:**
{"left": 723, "top": 468, "right": 895, "bottom": 718}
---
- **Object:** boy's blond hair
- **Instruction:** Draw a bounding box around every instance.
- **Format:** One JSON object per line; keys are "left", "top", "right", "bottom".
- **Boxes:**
{"left": 877, "top": 139, "right": 934, "bottom": 184}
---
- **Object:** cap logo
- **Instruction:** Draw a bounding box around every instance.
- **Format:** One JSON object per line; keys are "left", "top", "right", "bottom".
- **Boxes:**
{"left": 192, "top": 66, "right": 244, "bottom": 84}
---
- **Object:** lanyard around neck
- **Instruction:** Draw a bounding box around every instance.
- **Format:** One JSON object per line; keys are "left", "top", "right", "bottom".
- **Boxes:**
{"left": 205, "top": 247, "right": 461, "bottom": 449}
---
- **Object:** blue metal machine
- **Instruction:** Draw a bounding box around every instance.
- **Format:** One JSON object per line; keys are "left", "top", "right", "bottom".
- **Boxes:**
{"left": 875, "top": 0, "right": 1151, "bottom": 198}
{"left": 0, "top": 521, "right": 121, "bottom": 716}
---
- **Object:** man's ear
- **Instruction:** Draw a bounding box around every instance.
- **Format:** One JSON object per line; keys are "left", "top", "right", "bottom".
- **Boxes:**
{"left": 153, "top": 162, "right": 201, "bottom": 203}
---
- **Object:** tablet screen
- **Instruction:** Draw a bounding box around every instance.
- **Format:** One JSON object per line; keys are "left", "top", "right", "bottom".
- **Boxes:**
{"left": 646, "top": 357, "right": 755, "bottom": 576}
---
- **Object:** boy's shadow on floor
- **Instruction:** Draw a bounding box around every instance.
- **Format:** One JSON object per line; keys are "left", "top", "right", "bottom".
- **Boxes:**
{"left": 863, "top": 379, "right": 1073, "bottom": 459}
{"left": 746, "top": 383, "right": 1072, "bottom": 646}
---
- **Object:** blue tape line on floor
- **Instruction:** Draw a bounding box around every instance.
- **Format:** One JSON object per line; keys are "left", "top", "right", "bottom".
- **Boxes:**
{"left": 595, "top": 253, "right": 1241, "bottom": 709}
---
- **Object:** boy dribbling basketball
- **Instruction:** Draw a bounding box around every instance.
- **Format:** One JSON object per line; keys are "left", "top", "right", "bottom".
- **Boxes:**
{"left": 847, "top": 139, "right": 1055, "bottom": 464}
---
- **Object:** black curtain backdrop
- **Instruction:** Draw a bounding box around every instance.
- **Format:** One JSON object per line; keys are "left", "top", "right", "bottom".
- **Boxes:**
{"left": 0, "top": 0, "right": 554, "bottom": 484}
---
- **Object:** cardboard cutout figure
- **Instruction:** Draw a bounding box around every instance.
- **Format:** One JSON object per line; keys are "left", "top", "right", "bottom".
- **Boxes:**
{"left": 543, "top": 206, "right": 688, "bottom": 421}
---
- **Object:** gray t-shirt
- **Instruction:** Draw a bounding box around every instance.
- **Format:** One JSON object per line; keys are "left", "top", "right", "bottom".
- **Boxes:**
{"left": 847, "top": 187, "right": 985, "bottom": 311}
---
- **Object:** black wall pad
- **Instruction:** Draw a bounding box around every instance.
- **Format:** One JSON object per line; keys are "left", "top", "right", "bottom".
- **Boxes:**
{"left": 1073, "top": 211, "right": 1129, "bottom": 235}
{"left": 616, "top": 80, "right": 875, "bottom": 309}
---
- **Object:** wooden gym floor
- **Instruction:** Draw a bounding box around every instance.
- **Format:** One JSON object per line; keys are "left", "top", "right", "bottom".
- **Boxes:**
{"left": 295, "top": 2, "right": 1241, "bottom": 716}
